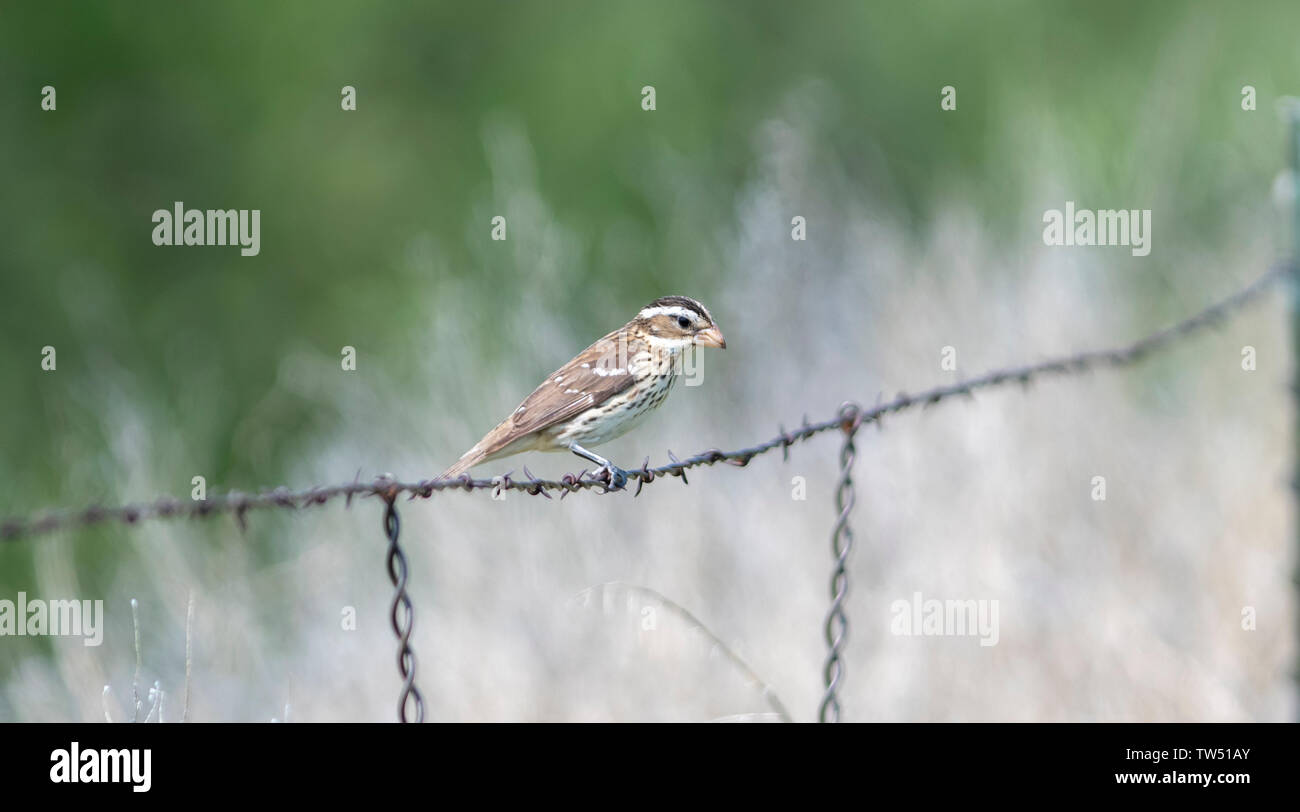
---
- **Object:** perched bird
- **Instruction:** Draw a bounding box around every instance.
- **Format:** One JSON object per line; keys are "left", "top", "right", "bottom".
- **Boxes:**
{"left": 440, "top": 296, "right": 726, "bottom": 489}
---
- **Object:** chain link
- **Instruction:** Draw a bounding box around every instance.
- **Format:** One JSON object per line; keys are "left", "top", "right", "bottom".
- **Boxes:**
{"left": 819, "top": 403, "right": 860, "bottom": 723}
{"left": 383, "top": 498, "right": 424, "bottom": 723}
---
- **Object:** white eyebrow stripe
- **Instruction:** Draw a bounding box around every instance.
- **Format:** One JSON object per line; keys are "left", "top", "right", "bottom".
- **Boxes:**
{"left": 637, "top": 305, "right": 700, "bottom": 322}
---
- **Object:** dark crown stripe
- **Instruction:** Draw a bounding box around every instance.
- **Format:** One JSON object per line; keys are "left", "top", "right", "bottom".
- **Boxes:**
{"left": 644, "top": 295, "right": 710, "bottom": 322}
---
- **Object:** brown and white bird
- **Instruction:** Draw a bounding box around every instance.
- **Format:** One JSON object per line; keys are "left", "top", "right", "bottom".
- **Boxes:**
{"left": 440, "top": 296, "right": 726, "bottom": 489}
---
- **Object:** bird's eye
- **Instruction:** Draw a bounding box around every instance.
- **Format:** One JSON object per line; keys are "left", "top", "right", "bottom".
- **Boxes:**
{"left": 677, "top": 316, "right": 691, "bottom": 329}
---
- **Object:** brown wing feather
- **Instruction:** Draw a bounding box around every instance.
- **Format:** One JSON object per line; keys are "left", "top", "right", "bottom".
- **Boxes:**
{"left": 510, "top": 328, "right": 641, "bottom": 435}
{"left": 440, "top": 328, "right": 641, "bottom": 477}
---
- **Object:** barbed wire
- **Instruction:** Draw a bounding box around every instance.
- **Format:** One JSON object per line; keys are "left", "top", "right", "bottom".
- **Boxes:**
{"left": 1, "top": 263, "right": 1286, "bottom": 544}
{"left": 4, "top": 262, "right": 1290, "bottom": 724}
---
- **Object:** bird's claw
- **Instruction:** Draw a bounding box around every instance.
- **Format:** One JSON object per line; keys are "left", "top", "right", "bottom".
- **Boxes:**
{"left": 599, "top": 464, "right": 629, "bottom": 491}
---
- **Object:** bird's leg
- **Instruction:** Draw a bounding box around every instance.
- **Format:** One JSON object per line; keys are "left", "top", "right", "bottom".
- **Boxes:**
{"left": 568, "top": 443, "right": 628, "bottom": 490}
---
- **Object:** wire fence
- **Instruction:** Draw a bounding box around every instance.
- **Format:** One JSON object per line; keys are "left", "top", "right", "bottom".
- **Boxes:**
{"left": 0, "top": 261, "right": 1292, "bottom": 722}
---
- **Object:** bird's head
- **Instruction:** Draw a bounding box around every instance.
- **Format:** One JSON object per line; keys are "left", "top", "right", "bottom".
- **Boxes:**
{"left": 635, "top": 295, "right": 726, "bottom": 350}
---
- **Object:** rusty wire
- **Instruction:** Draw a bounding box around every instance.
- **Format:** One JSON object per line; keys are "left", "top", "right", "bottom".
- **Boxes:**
{"left": 382, "top": 497, "right": 424, "bottom": 723}
{"left": 0, "top": 264, "right": 1285, "bottom": 544}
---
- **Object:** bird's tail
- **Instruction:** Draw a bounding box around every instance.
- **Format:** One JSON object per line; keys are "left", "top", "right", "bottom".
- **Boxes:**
{"left": 440, "top": 418, "right": 542, "bottom": 480}
{"left": 439, "top": 448, "right": 486, "bottom": 480}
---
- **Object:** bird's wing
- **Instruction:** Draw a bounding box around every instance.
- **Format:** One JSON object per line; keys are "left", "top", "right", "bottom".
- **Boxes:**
{"left": 508, "top": 328, "right": 641, "bottom": 437}
{"left": 464, "top": 328, "right": 641, "bottom": 463}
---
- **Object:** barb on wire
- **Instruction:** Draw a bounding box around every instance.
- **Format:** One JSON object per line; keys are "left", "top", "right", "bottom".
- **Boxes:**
{"left": 383, "top": 496, "right": 424, "bottom": 723}
{"left": 819, "top": 404, "right": 859, "bottom": 723}
{"left": 0, "top": 264, "right": 1287, "bottom": 543}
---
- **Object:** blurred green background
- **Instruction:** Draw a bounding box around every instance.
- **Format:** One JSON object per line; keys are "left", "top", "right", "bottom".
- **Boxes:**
{"left": 2, "top": 1, "right": 1296, "bottom": 720}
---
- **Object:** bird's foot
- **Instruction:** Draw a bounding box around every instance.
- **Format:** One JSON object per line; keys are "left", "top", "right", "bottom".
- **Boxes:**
{"left": 597, "top": 463, "right": 629, "bottom": 491}
{"left": 568, "top": 443, "right": 629, "bottom": 491}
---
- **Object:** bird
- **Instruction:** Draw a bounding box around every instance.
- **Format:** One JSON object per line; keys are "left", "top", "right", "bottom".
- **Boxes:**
{"left": 439, "top": 295, "right": 727, "bottom": 489}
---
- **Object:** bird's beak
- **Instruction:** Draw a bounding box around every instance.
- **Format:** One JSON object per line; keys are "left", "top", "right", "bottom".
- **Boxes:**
{"left": 694, "top": 325, "right": 727, "bottom": 349}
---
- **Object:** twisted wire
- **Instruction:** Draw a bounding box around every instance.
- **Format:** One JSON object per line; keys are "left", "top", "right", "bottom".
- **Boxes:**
{"left": 819, "top": 404, "right": 859, "bottom": 723}
{"left": 383, "top": 498, "right": 424, "bottom": 723}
